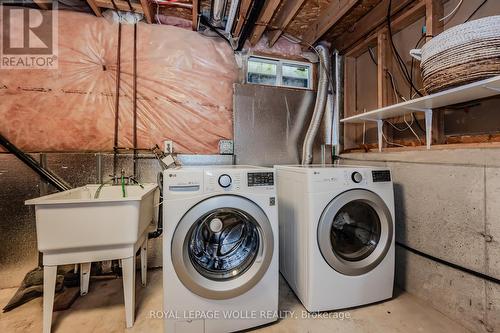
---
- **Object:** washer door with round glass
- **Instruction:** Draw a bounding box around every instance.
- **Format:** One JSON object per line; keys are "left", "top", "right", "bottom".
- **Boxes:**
{"left": 317, "top": 189, "right": 393, "bottom": 276}
{"left": 171, "top": 195, "right": 274, "bottom": 300}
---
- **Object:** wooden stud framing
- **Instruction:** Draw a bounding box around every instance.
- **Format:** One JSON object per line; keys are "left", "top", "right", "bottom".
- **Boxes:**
{"left": 333, "top": 0, "right": 415, "bottom": 53}
{"left": 249, "top": 0, "right": 282, "bottom": 46}
{"left": 233, "top": 0, "right": 252, "bottom": 37}
{"left": 425, "top": 0, "right": 443, "bottom": 40}
{"left": 301, "top": 0, "right": 361, "bottom": 47}
{"left": 342, "top": 0, "right": 427, "bottom": 151}
{"left": 377, "top": 30, "right": 394, "bottom": 148}
{"left": 377, "top": 31, "right": 391, "bottom": 108}
{"left": 343, "top": 56, "right": 360, "bottom": 151}
{"left": 139, "top": 0, "right": 153, "bottom": 24}
{"left": 266, "top": 0, "right": 306, "bottom": 47}
{"left": 192, "top": 0, "right": 199, "bottom": 31}
{"left": 426, "top": 0, "right": 445, "bottom": 144}
{"left": 86, "top": 0, "right": 103, "bottom": 16}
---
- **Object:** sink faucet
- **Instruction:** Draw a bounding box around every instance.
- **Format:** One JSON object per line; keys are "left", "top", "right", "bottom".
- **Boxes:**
{"left": 94, "top": 169, "right": 144, "bottom": 199}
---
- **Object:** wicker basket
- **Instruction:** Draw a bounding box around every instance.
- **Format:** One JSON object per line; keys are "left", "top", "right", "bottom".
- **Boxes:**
{"left": 414, "top": 16, "right": 500, "bottom": 94}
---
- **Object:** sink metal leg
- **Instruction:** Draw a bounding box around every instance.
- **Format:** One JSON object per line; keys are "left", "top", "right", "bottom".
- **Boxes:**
{"left": 80, "top": 262, "right": 91, "bottom": 296}
{"left": 121, "top": 257, "right": 136, "bottom": 328}
{"left": 141, "top": 238, "right": 148, "bottom": 287}
{"left": 43, "top": 265, "right": 57, "bottom": 333}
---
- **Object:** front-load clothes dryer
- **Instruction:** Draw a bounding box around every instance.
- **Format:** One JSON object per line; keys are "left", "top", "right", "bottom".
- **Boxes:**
{"left": 163, "top": 166, "right": 278, "bottom": 333}
{"left": 275, "top": 165, "right": 395, "bottom": 312}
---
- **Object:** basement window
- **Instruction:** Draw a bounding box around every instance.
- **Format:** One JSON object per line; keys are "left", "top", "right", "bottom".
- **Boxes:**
{"left": 246, "top": 56, "right": 312, "bottom": 89}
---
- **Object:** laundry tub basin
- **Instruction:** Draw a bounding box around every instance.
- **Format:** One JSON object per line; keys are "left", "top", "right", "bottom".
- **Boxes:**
{"left": 25, "top": 184, "right": 158, "bottom": 262}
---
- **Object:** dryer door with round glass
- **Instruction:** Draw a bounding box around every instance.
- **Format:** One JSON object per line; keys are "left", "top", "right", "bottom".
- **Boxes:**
{"left": 171, "top": 195, "right": 274, "bottom": 299}
{"left": 317, "top": 189, "right": 393, "bottom": 276}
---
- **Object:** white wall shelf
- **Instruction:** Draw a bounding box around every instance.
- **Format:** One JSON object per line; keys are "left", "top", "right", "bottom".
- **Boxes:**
{"left": 340, "top": 76, "right": 500, "bottom": 151}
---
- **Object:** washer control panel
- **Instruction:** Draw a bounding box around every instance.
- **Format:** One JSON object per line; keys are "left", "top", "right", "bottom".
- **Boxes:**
{"left": 218, "top": 174, "right": 232, "bottom": 188}
{"left": 248, "top": 172, "right": 274, "bottom": 187}
{"left": 351, "top": 171, "right": 363, "bottom": 183}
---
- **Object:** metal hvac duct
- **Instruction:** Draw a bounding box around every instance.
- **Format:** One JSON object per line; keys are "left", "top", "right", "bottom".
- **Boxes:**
{"left": 301, "top": 44, "right": 330, "bottom": 165}
{"left": 209, "top": 0, "right": 228, "bottom": 28}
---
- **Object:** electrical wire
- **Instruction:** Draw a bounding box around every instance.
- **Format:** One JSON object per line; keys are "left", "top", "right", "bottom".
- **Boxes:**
{"left": 387, "top": 0, "right": 423, "bottom": 98}
{"left": 367, "top": 47, "right": 422, "bottom": 143}
{"left": 465, "top": 0, "right": 488, "bottom": 23}
{"left": 439, "top": 0, "right": 463, "bottom": 22}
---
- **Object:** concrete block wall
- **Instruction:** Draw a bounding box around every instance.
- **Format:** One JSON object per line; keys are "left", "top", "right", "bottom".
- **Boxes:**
{"left": 341, "top": 148, "right": 500, "bottom": 333}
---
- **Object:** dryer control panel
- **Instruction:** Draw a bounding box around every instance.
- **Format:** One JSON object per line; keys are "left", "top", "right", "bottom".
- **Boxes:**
{"left": 248, "top": 172, "right": 274, "bottom": 187}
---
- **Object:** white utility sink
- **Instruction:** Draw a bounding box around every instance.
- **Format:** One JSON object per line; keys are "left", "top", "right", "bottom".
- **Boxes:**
{"left": 26, "top": 183, "right": 158, "bottom": 333}
{"left": 26, "top": 184, "right": 158, "bottom": 258}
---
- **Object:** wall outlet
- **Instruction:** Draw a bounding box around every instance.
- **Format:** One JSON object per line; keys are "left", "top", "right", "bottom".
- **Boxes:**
{"left": 219, "top": 140, "right": 234, "bottom": 155}
{"left": 164, "top": 140, "right": 173, "bottom": 154}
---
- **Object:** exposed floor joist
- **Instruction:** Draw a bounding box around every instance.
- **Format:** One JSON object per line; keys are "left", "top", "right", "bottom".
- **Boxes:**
{"left": 332, "top": 0, "right": 415, "bottom": 53}
{"left": 301, "top": 0, "right": 361, "bottom": 46}
{"left": 85, "top": 0, "right": 103, "bottom": 16}
{"left": 266, "top": 0, "right": 306, "bottom": 47}
{"left": 33, "top": 0, "right": 50, "bottom": 10}
{"left": 249, "top": 0, "right": 282, "bottom": 46}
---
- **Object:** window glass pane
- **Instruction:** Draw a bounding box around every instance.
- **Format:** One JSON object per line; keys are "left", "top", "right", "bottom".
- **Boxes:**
{"left": 282, "top": 63, "right": 310, "bottom": 88}
{"left": 247, "top": 58, "right": 278, "bottom": 85}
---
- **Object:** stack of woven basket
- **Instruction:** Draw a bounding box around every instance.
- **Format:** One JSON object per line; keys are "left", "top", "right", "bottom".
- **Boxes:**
{"left": 415, "top": 15, "right": 500, "bottom": 94}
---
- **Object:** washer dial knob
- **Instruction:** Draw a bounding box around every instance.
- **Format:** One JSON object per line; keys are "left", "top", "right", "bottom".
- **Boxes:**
{"left": 351, "top": 172, "right": 363, "bottom": 183}
{"left": 218, "top": 174, "right": 232, "bottom": 188}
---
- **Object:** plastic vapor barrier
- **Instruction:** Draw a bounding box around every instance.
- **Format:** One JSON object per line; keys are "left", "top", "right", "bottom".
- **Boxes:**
{"left": 0, "top": 9, "right": 236, "bottom": 153}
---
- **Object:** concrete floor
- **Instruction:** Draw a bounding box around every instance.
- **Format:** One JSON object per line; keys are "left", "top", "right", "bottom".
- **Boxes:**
{"left": 0, "top": 269, "right": 470, "bottom": 333}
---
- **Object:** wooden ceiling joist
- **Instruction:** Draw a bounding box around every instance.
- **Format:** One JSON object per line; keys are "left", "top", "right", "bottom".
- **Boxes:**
{"left": 233, "top": 0, "right": 252, "bottom": 37}
{"left": 266, "top": 0, "right": 306, "bottom": 47}
{"left": 301, "top": 0, "right": 361, "bottom": 46}
{"left": 345, "top": 0, "right": 425, "bottom": 57}
{"left": 33, "top": 0, "right": 50, "bottom": 10}
{"left": 249, "top": 0, "right": 282, "bottom": 46}
{"left": 333, "top": 0, "right": 415, "bottom": 53}
{"left": 94, "top": 0, "right": 143, "bottom": 13}
{"left": 139, "top": 0, "right": 153, "bottom": 23}
{"left": 85, "top": 0, "right": 103, "bottom": 16}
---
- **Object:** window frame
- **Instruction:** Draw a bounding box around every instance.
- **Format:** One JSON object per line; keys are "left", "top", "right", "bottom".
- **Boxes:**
{"left": 246, "top": 56, "right": 313, "bottom": 90}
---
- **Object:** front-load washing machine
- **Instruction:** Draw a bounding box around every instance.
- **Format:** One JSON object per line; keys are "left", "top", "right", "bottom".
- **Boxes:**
{"left": 163, "top": 166, "right": 278, "bottom": 333}
{"left": 275, "top": 165, "right": 395, "bottom": 312}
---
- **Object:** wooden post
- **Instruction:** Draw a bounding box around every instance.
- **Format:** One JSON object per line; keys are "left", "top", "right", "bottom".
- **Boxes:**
{"left": 192, "top": 0, "right": 199, "bottom": 30}
{"left": 426, "top": 0, "right": 445, "bottom": 144}
{"left": 344, "top": 56, "right": 359, "bottom": 151}
{"left": 377, "top": 31, "right": 394, "bottom": 148}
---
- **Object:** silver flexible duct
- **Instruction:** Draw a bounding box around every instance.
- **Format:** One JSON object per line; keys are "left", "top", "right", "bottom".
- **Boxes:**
{"left": 301, "top": 44, "right": 330, "bottom": 165}
{"left": 210, "top": 0, "right": 228, "bottom": 28}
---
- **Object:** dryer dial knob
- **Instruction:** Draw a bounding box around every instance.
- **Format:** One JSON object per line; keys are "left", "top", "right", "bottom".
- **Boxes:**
{"left": 218, "top": 174, "right": 232, "bottom": 188}
{"left": 351, "top": 172, "right": 363, "bottom": 183}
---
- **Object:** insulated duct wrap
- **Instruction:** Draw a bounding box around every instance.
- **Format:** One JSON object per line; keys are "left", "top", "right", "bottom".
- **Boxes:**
{"left": 301, "top": 45, "right": 330, "bottom": 164}
{"left": 0, "top": 10, "right": 236, "bottom": 153}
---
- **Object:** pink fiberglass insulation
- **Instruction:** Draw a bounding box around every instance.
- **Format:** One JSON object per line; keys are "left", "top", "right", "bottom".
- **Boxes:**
{"left": 0, "top": 10, "right": 237, "bottom": 153}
